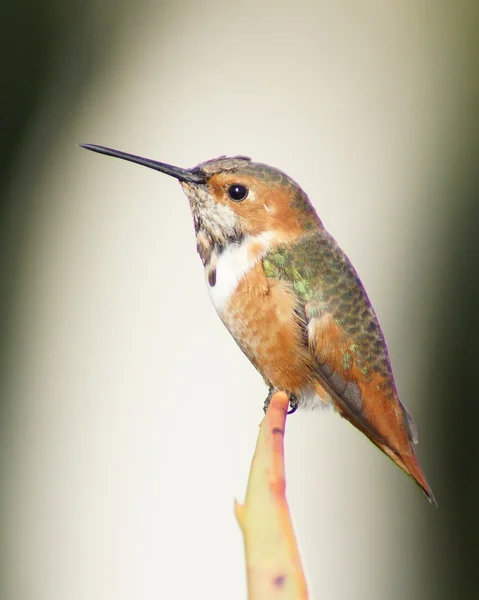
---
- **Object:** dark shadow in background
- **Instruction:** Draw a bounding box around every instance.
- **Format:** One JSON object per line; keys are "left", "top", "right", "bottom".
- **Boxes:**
{"left": 0, "top": 2, "right": 88, "bottom": 371}
{"left": 1, "top": 2, "right": 59, "bottom": 329}
{"left": 0, "top": 4, "right": 123, "bottom": 598}
{"left": 0, "top": 1, "right": 125, "bottom": 398}
{"left": 0, "top": 3, "right": 87, "bottom": 592}
{"left": 425, "top": 155, "right": 479, "bottom": 599}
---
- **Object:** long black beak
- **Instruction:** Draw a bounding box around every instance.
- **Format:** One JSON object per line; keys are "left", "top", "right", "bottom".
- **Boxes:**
{"left": 80, "top": 144, "right": 206, "bottom": 184}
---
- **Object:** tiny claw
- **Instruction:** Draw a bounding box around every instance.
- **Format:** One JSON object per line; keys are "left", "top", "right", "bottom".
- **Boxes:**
{"left": 287, "top": 396, "right": 299, "bottom": 415}
{"left": 264, "top": 389, "right": 299, "bottom": 414}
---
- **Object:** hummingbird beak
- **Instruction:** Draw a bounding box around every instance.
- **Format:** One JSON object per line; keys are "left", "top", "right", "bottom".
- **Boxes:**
{"left": 79, "top": 144, "right": 206, "bottom": 184}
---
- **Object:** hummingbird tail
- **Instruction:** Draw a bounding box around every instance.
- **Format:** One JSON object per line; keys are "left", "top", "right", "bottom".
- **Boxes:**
{"left": 372, "top": 436, "right": 437, "bottom": 506}
{"left": 336, "top": 404, "right": 437, "bottom": 506}
{"left": 388, "top": 445, "right": 438, "bottom": 507}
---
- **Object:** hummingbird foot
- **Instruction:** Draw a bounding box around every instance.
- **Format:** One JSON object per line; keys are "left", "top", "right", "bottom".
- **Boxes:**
{"left": 263, "top": 387, "right": 299, "bottom": 415}
{"left": 287, "top": 395, "right": 299, "bottom": 414}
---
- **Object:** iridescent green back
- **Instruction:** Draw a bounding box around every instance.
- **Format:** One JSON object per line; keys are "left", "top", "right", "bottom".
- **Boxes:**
{"left": 263, "top": 231, "right": 395, "bottom": 391}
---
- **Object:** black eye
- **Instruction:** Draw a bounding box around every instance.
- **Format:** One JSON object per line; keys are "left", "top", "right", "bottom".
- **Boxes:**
{"left": 227, "top": 184, "right": 248, "bottom": 202}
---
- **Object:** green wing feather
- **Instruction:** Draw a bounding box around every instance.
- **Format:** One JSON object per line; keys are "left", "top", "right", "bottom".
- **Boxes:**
{"left": 262, "top": 230, "right": 419, "bottom": 444}
{"left": 263, "top": 230, "right": 393, "bottom": 384}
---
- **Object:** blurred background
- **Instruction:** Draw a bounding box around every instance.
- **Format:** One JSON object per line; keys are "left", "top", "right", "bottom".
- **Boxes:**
{"left": 1, "top": 1, "right": 478, "bottom": 599}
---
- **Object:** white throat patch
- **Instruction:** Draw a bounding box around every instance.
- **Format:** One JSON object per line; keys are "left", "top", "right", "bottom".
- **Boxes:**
{"left": 207, "top": 232, "right": 275, "bottom": 315}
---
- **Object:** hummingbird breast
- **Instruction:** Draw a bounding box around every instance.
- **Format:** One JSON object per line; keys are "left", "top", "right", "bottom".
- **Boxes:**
{"left": 204, "top": 234, "right": 328, "bottom": 403}
{"left": 206, "top": 232, "right": 274, "bottom": 314}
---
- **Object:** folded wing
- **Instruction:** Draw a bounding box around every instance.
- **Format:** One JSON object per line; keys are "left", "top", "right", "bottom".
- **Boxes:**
{"left": 263, "top": 231, "right": 436, "bottom": 504}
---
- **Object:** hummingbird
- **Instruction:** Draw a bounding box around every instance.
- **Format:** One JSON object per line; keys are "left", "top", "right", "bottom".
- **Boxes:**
{"left": 80, "top": 143, "right": 436, "bottom": 506}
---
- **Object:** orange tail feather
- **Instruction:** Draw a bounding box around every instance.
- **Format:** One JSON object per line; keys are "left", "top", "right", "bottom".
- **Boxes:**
{"left": 379, "top": 441, "right": 437, "bottom": 507}
{"left": 337, "top": 406, "right": 437, "bottom": 506}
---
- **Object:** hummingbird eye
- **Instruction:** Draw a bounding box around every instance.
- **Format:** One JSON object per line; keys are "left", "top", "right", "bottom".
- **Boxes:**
{"left": 227, "top": 184, "right": 248, "bottom": 202}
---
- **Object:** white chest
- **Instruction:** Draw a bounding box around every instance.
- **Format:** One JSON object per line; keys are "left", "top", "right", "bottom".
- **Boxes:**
{"left": 206, "top": 233, "right": 274, "bottom": 315}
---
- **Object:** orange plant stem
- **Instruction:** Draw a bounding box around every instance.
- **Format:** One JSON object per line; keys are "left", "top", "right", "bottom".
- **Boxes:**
{"left": 235, "top": 391, "right": 309, "bottom": 599}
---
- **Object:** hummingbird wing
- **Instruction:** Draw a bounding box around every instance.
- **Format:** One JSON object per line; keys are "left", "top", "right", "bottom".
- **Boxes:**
{"left": 263, "top": 230, "right": 436, "bottom": 505}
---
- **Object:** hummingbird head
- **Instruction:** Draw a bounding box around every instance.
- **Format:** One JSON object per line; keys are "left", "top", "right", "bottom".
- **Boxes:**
{"left": 80, "top": 145, "right": 322, "bottom": 253}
